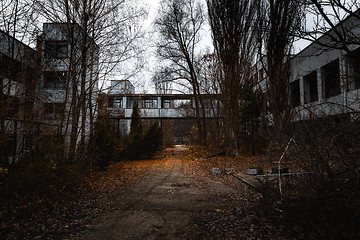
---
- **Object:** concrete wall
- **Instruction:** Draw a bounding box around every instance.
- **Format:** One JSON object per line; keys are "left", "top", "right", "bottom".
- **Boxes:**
{"left": 255, "top": 12, "right": 360, "bottom": 122}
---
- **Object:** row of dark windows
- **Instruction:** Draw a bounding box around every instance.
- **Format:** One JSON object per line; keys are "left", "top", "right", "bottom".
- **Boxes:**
{"left": 107, "top": 97, "right": 172, "bottom": 109}
{"left": 0, "top": 96, "right": 65, "bottom": 120}
{"left": 291, "top": 48, "right": 360, "bottom": 107}
{"left": 0, "top": 98, "right": 65, "bottom": 120}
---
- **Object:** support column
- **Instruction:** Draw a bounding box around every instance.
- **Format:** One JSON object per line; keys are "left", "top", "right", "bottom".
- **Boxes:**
{"left": 339, "top": 51, "right": 348, "bottom": 112}
{"left": 299, "top": 77, "right": 305, "bottom": 105}
{"left": 157, "top": 97, "right": 161, "bottom": 108}
{"left": 317, "top": 69, "right": 323, "bottom": 101}
{"left": 123, "top": 96, "right": 127, "bottom": 109}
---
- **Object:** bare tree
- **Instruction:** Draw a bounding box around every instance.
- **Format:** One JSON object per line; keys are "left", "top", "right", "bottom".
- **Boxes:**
{"left": 33, "top": 0, "right": 147, "bottom": 159}
{"left": 0, "top": 0, "right": 40, "bottom": 165}
{"left": 155, "top": 0, "right": 208, "bottom": 143}
{"left": 152, "top": 68, "right": 173, "bottom": 94}
{"left": 302, "top": 1, "right": 360, "bottom": 56}
{"left": 207, "top": 0, "right": 260, "bottom": 155}
{"left": 259, "top": 0, "right": 304, "bottom": 140}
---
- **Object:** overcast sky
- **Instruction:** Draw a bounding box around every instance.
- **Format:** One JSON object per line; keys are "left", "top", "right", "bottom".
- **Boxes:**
{"left": 137, "top": 0, "right": 213, "bottom": 93}
{"left": 138, "top": 0, "right": 308, "bottom": 93}
{"left": 136, "top": 1, "right": 358, "bottom": 93}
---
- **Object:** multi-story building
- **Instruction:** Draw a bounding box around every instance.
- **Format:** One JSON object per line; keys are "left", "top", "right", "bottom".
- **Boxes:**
{"left": 109, "top": 80, "right": 135, "bottom": 94}
{"left": 0, "top": 22, "right": 99, "bottom": 163}
{"left": 255, "top": 10, "right": 360, "bottom": 124}
{"left": 37, "top": 23, "right": 99, "bottom": 155}
{"left": 0, "top": 30, "right": 38, "bottom": 164}
{"left": 289, "top": 12, "right": 360, "bottom": 121}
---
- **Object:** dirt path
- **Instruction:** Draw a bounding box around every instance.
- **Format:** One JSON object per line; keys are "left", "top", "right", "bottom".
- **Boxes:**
{"left": 81, "top": 146, "right": 235, "bottom": 240}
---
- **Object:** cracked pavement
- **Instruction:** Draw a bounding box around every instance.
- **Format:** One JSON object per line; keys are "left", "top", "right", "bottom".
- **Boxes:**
{"left": 81, "top": 147, "right": 234, "bottom": 240}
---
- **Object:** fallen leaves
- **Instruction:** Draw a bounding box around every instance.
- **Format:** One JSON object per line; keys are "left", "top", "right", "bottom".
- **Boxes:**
{"left": 1, "top": 146, "right": 352, "bottom": 239}
{"left": 0, "top": 157, "right": 168, "bottom": 240}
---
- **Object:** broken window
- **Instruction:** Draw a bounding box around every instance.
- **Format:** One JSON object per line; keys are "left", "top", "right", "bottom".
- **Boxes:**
{"left": 304, "top": 71, "right": 318, "bottom": 103}
{"left": 162, "top": 99, "right": 171, "bottom": 108}
{"left": 114, "top": 97, "right": 123, "bottom": 108}
{"left": 0, "top": 54, "right": 23, "bottom": 82}
{"left": 143, "top": 99, "right": 157, "bottom": 108}
{"left": 347, "top": 48, "right": 360, "bottom": 91}
{"left": 2, "top": 95, "right": 20, "bottom": 117}
{"left": 107, "top": 97, "right": 114, "bottom": 108}
{"left": 44, "top": 41, "right": 68, "bottom": 59}
{"left": 290, "top": 79, "right": 300, "bottom": 107}
{"left": 43, "top": 103, "right": 65, "bottom": 119}
{"left": 43, "top": 71, "right": 67, "bottom": 89}
{"left": 322, "top": 59, "right": 341, "bottom": 98}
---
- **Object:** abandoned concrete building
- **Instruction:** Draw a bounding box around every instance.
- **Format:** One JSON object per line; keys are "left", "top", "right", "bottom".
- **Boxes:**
{"left": 37, "top": 23, "right": 99, "bottom": 154}
{"left": 0, "top": 30, "right": 38, "bottom": 164}
{"left": 289, "top": 12, "right": 360, "bottom": 121}
{"left": 99, "top": 92, "right": 220, "bottom": 142}
{"left": 255, "top": 10, "right": 360, "bottom": 125}
{"left": 0, "top": 23, "right": 99, "bottom": 164}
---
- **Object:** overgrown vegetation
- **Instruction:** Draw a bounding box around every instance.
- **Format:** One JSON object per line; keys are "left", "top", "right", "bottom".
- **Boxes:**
{"left": 0, "top": 101, "right": 163, "bottom": 239}
{"left": 279, "top": 117, "right": 360, "bottom": 239}
{"left": 1, "top": 0, "right": 360, "bottom": 238}
{"left": 115, "top": 102, "right": 162, "bottom": 161}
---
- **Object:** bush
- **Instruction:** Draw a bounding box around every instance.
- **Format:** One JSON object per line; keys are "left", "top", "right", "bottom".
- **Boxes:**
{"left": 142, "top": 123, "right": 162, "bottom": 156}
{"left": 114, "top": 102, "right": 162, "bottom": 161}
{"left": 90, "top": 118, "right": 115, "bottom": 168}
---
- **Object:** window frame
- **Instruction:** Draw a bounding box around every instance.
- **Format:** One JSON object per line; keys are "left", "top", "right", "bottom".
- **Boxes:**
{"left": 44, "top": 40, "right": 68, "bottom": 59}
{"left": 43, "top": 71, "right": 67, "bottom": 90}
{"left": 43, "top": 102, "right": 65, "bottom": 120}
{"left": 322, "top": 59, "right": 341, "bottom": 98}
{"left": 303, "top": 71, "right": 318, "bottom": 104}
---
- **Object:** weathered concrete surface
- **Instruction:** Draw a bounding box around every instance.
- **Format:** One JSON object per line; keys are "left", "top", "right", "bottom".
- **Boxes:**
{"left": 81, "top": 148, "right": 234, "bottom": 240}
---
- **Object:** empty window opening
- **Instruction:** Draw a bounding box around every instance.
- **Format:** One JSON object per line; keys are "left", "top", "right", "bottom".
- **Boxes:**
{"left": 347, "top": 48, "right": 360, "bottom": 91}
{"left": 107, "top": 97, "right": 114, "bottom": 108}
{"left": 162, "top": 99, "right": 171, "bottom": 108}
{"left": 45, "top": 41, "right": 68, "bottom": 59}
{"left": 322, "top": 59, "right": 341, "bottom": 98}
{"left": 304, "top": 71, "right": 318, "bottom": 103}
{"left": 114, "top": 98, "right": 123, "bottom": 108}
{"left": 43, "top": 103, "right": 65, "bottom": 119}
{"left": 0, "top": 54, "right": 23, "bottom": 82}
{"left": 44, "top": 71, "right": 67, "bottom": 89}
{"left": 143, "top": 99, "right": 157, "bottom": 108}
{"left": 290, "top": 79, "right": 300, "bottom": 107}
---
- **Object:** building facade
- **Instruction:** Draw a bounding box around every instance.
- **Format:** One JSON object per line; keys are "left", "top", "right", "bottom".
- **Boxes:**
{"left": 255, "top": 10, "right": 360, "bottom": 124}
{"left": 0, "top": 30, "right": 38, "bottom": 164}
{"left": 37, "top": 23, "right": 99, "bottom": 155}
{"left": 109, "top": 80, "right": 135, "bottom": 94}
{"left": 0, "top": 22, "right": 100, "bottom": 164}
{"left": 289, "top": 12, "right": 360, "bottom": 121}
